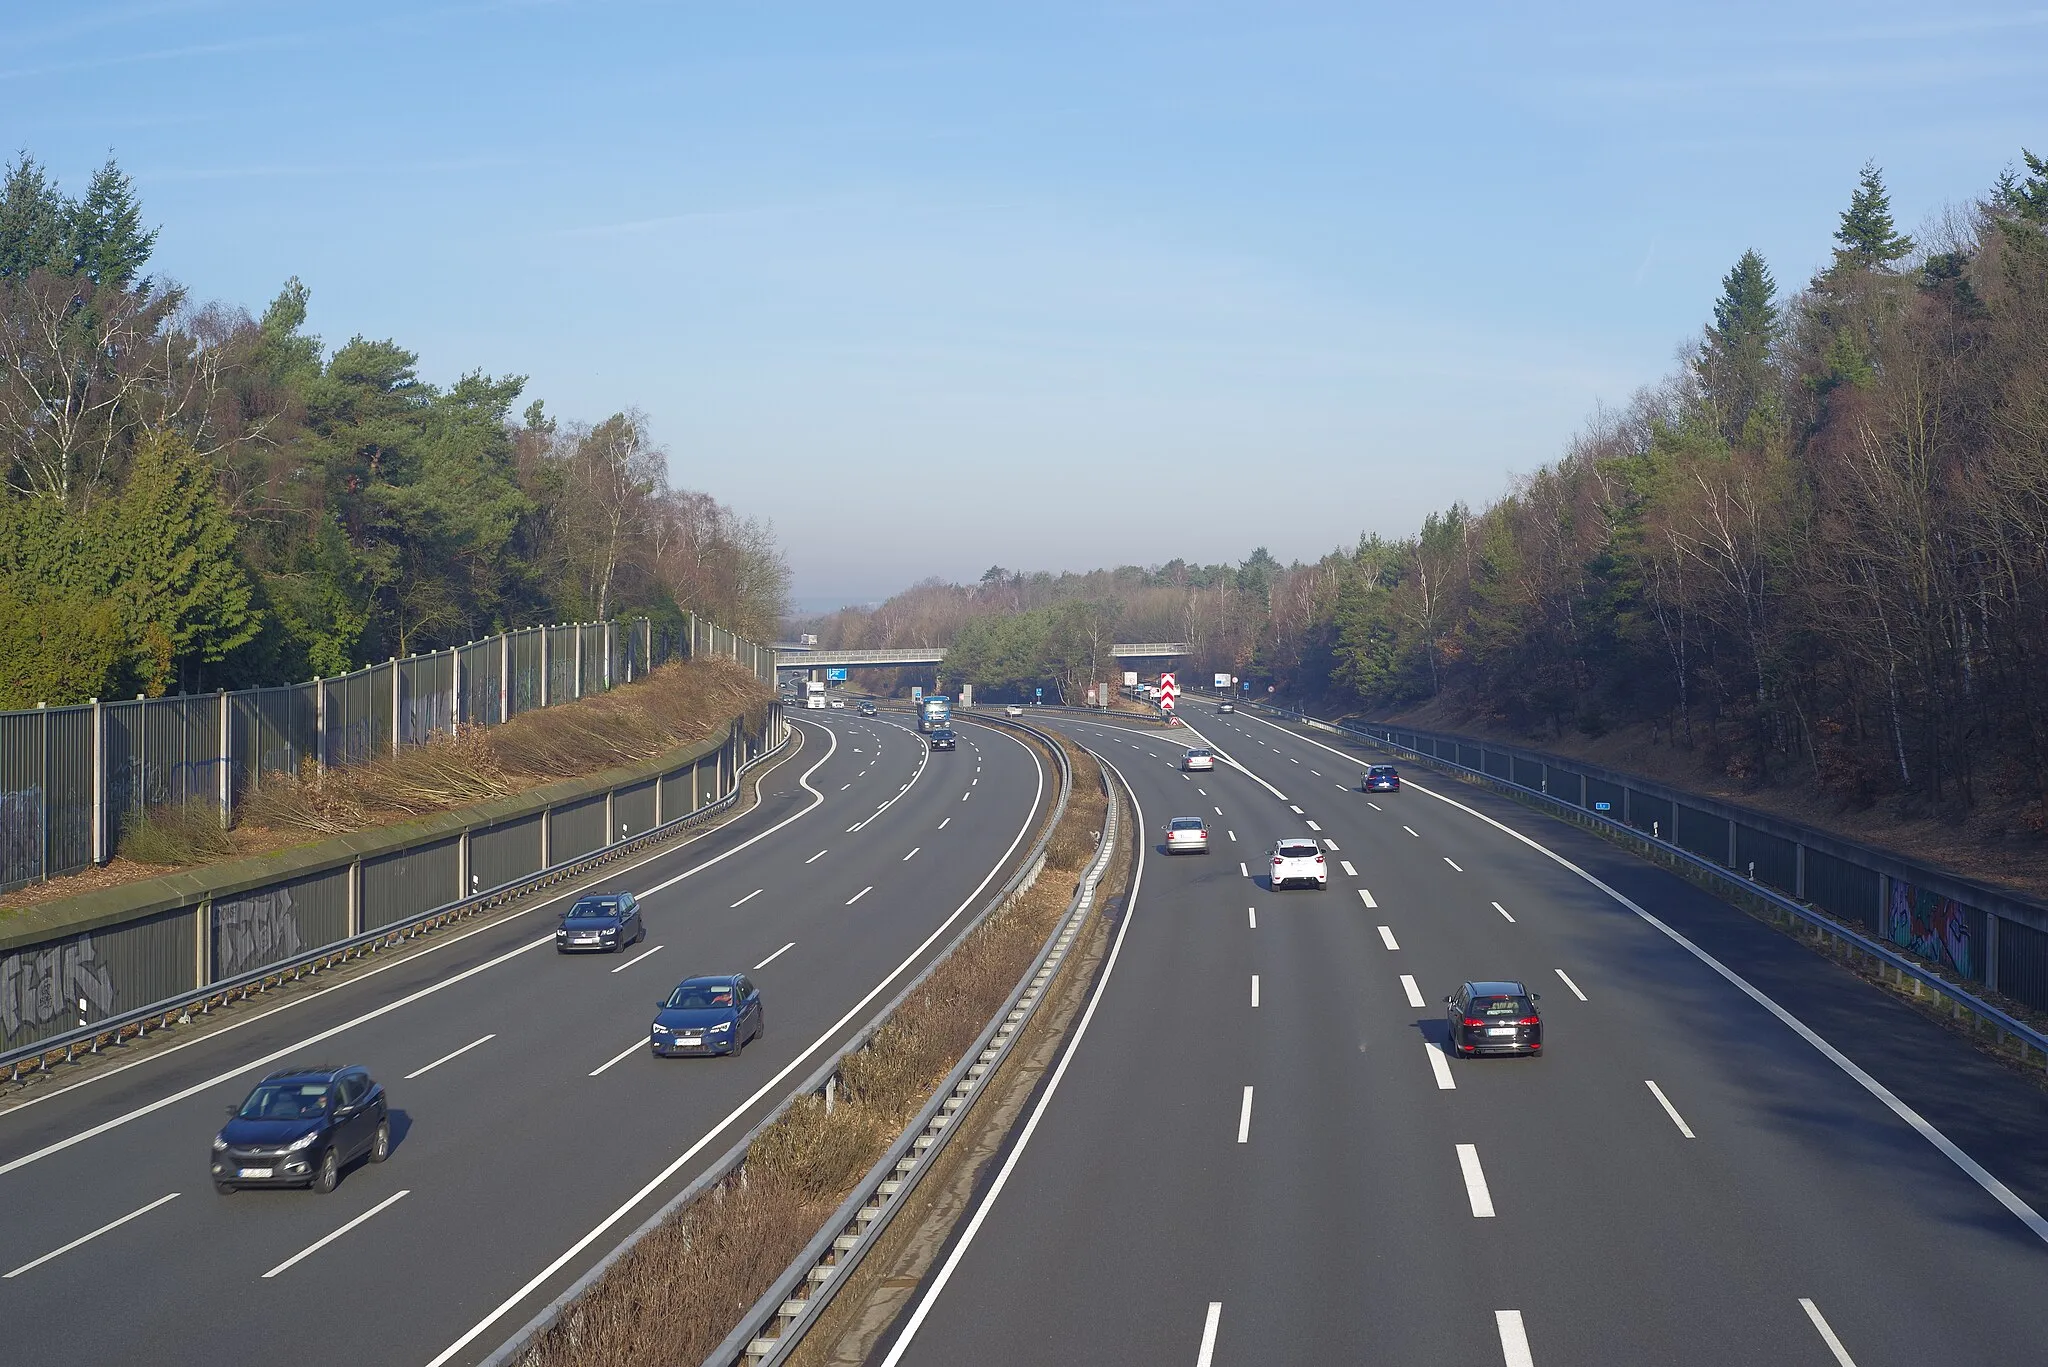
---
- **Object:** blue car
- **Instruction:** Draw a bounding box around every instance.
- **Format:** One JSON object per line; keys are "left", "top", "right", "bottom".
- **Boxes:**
{"left": 556, "top": 892, "right": 645, "bottom": 953}
{"left": 1362, "top": 765, "right": 1401, "bottom": 793}
{"left": 211, "top": 1065, "right": 390, "bottom": 1194}
{"left": 651, "top": 975, "right": 764, "bottom": 1057}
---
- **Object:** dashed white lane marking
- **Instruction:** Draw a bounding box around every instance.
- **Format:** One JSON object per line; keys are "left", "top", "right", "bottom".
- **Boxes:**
{"left": 1403, "top": 824, "right": 1419, "bottom": 837}
{"left": 1638, "top": 1081, "right": 1694, "bottom": 1141}
{"left": 1377, "top": 926, "right": 1400, "bottom": 951}
{"left": 1425, "top": 1042, "right": 1456, "bottom": 1090}
{"left": 1305, "top": 820, "right": 1322, "bottom": 832}
{"left": 1323, "top": 838, "right": 1338, "bottom": 850}
{"left": 1196, "top": 1302, "right": 1223, "bottom": 1367}
{"left": 1198, "top": 788, "right": 1207, "bottom": 795}
{"left": 903, "top": 847, "right": 920, "bottom": 861}
{"left": 1288, "top": 804, "right": 1304, "bottom": 814}
{"left": 1228, "top": 830, "right": 1237, "bottom": 841}
{"left": 753, "top": 941, "right": 796, "bottom": 970}
{"left": 1359, "top": 889, "right": 1378, "bottom": 908}
{"left": 1335, "top": 783, "right": 1348, "bottom": 791}
{"left": 1309, "top": 769, "right": 1321, "bottom": 776}
{"left": 806, "top": 849, "right": 827, "bottom": 864}
{"left": 938, "top": 817, "right": 950, "bottom": 829}
{"left": 1554, "top": 968, "right": 1588, "bottom": 1001}
{"left": 1457, "top": 1144, "right": 1496, "bottom": 1217}
{"left": 1214, "top": 806, "right": 1223, "bottom": 816}
{"left": 1400, "top": 974, "right": 1425, "bottom": 1008}
{"left": 1290, "top": 757, "right": 1300, "bottom": 764}
{"left": 1367, "top": 801, "right": 1382, "bottom": 811}
{"left": 846, "top": 885, "right": 873, "bottom": 905}
{"left": 961, "top": 791, "right": 972, "bottom": 801}
{"left": 1240, "top": 862, "right": 1249, "bottom": 877}
{"left": 609, "top": 944, "right": 665, "bottom": 974}
{"left": 1496, "top": 1310, "right": 1535, "bottom": 1367}
{"left": 405, "top": 1033, "right": 497, "bottom": 1079}
{"left": 5, "top": 1192, "right": 180, "bottom": 1278}
{"left": 590, "top": 1035, "right": 646, "bottom": 1076}
{"left": 730, "top": 889, "right": 762, "bottom": 908}
{"left": 1444, "top": 857, "right": 1463, "bottom": 872}
{"left": 840, "top": 783, "right": 852, "bottom": 790}
{"left": 1340, "top": 860, "right": 1357, "bottom": 876}
{"left": 1800, "top": 1299, "right": 1859, "bottom": 1366}
{"left": 1247, "top": 906, "right": 1257, "bottom": 929}
{"left": 262, "top": 1189, "right": 410, "bottom": 1279}
{"left": 1494, "top": 901, "right": 1515, "bottom": 922}
{"left": 1237, "top": 1087, "right": 1254, "bottom": 1143}
{"left": 1251, "top": 975, "right": 1260, "bottom": 1008}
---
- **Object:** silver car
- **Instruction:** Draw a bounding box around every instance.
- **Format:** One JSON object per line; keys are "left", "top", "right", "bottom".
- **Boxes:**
{"left": 1164, "top": 817, "right": 1210, "bottom": 854}
{"left": 1181, "top": 747, "right": 1215, "bottom": 772}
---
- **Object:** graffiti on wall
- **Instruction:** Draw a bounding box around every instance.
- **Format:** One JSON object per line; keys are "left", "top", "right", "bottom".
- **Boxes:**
{"left": 0, "top": 787, "right": 44, "bottom": 884}
{"left": 213, "top": 884, "right": 305, "bottom": 978}
{"left": 1, "top": 935, "right": 117, "bottom": 1043}
{"left": 1887, "top": 882, "right": 1976, "bottom": 980}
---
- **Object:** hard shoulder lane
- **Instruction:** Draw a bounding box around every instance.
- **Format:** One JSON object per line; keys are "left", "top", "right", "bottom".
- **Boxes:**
{"left": 0, "top": 713, "right": 1051, "bottom": 1367}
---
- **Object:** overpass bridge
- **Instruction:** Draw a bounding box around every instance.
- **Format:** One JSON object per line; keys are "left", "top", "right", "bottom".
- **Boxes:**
{"left": 773, "top": 642, "right": 1190, "bottom": 671}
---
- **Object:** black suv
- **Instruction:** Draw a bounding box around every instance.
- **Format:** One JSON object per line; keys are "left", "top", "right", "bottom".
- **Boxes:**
{"left": 930, "top": 727, "right": 957, "bottom": 751}
{"left": 556, "top": 892, "right": 645, "bottom": 953}
{"left": 213, "top": 1066, "right": 390, "bottom": 1193}
{"left": 858, "top": 701, "right": 877, "bottom": 716}
{"left": 1444, "top": 981, "right": 1543, "bottom": 1058}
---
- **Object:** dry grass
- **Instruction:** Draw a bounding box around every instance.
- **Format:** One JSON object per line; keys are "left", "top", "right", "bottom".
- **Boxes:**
{"left": 240, "top": 659, "right": 770, "bottom": 836}
{"left": 519, "top": 736, "right": 1107, "bottom": 1367}
{"left": 117, "top": 804, "right": 235, "bottom": 865}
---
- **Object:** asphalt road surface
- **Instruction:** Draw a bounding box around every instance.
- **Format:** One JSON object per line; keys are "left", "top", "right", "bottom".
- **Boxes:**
{"left": 873, "top": 699, "right": 2048, "bottom": 1367}
{"left": 0, "top": 710, "right": 1048, "bottom": 1367}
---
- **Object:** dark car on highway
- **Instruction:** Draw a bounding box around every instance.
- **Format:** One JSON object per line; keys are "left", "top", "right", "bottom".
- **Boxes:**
{"left": 859, "top": 701, "right": 877, "bottom": 716}
{"left": 1362, "top": 764, "right": 1401, "bottom": 793}
{"left": 556, "top": 893, "right": 645, "bottom": 953}
{"left": 931, "top": 727, "right": 957, "bottom": 751}
{"left": 212, "top": 1065, "right": 390, "bottom": 1193}
{"left": 651, "top": 975, "right": 764, "bottom": 1057}
{"left": 1444, "top": 981, "right": 1543, "bottom": 1058}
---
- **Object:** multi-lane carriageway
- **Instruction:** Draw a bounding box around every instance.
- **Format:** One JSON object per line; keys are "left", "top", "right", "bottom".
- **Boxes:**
{"left": 874, "top": 700, "right": 2048, "bottom": 1367}
{"left": 0, "top": 711, "right": 1047, "bottom": 1367}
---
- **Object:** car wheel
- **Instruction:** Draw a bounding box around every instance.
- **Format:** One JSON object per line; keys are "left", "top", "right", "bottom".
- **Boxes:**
{"left": 368, "top": 1117, "right": 391, "bottom": 1163}
{"left": 214, "top": 1180, "right": 237, "bottom": 1195}
{"left": 312, "top": 1147, "right": 339, "bottom": 1194}
{"left": 754, "top": 1009, "right": 765, "bottom": 1044}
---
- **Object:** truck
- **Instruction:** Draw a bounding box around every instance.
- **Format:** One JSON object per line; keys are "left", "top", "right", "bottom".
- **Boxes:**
{"left": 806, "top": 680, "right": 827, "bottom": 710}
{"left": 918, "top": 695, "right": 951, "bottom": 732}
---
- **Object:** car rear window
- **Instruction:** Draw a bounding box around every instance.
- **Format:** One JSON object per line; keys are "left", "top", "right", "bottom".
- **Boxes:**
{"left": 1170, "top": 818, "right": 1206, "bottom": 830}
{"left": 1471, "top": 996, "right": 1533, "bottom": 1016}
{"left": 1277, "top": 841, "right": 1319, "bottom": 857}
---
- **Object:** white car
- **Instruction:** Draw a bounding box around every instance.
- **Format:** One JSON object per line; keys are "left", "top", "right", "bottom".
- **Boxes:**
{"left": 1219, "top": 702, "right": 1235, "bottom": 713}
{"left": 1269, "top": 838, "right": 1327, "bottom": 889}
{"left": 830, "top": 698, "right": 845, "bottom": 709}
{"left": 1005, "top": 705, "right": 1023, "bottom": 717}
{"left": 1181, "top": 747, "right": 1215, "bottom": 772}
{"left": 1164, "top": 817, "right": 1210, "bottom": 854}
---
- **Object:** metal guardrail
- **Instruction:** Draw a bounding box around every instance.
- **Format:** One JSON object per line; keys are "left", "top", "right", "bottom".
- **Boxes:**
{"left": 714, "top": 743, "right": 1119, "bottom": 1366}
{"left": 477, "top": 714, "right": 1077, "bottom": 1367}
{"left": 1, "top": 716, "right": 795, "bottom": 1085}
{"left": 1245, "top": 703, "right": 2048, "bottom": 1068}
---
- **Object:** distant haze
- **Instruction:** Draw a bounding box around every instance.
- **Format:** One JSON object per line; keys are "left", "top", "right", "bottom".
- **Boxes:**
{"left": 12, "top": 2, "right": 2040, "bottom": 603}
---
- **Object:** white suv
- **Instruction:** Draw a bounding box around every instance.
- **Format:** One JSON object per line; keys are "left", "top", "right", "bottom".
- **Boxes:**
{"left": 1180, "top": 747, "right": 1215, "bottom": 772}
{"left": 1269, "top": 838, "right": 1327, "bottom": 889}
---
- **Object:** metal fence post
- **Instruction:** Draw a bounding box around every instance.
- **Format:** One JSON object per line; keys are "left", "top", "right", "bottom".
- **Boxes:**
{"left": 540, "top": 631, "right": 550, "bottom": 709}
{"left": 348, "top": 858, "right": 362, "bottom": 936}
{"left": 604, "top": 620, "right": 614, "bottom": 691}
{"left": 1795, "top": 842, "right": 1806, "bottom": 901}
{"left": 1986, "top": 914, "right": 2002, "bottom": 992}
{"left": 500, "top": 632, "right": 510, "bottom": 722}
{"left": 37, "top": 702, "right": 49, "bottom": 883}
{"left": 391, "top": 656, "right": 402, "bottom": 756}
{"left": 197, "top": 899, "right": 212, "bottom": 988}
{"left": 90, "top": 697, "right": 105, "bottom": 865}
{"left": 450, "top": 647, "right": 462, "bottom": 731}
{"left": 573, "top": 627, "right": 584, "bottom": 700}
{"left": 218, "top": 689, "right": 232, "bottom": 827}
{"left": 314, "top": 676, "right": 327, "bottom": 774}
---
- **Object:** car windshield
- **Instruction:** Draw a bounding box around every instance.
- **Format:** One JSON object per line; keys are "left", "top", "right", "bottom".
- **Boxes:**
{"left": 1170, "top": 818, "right": 1205, "bottom": 831}
{"left": 238, "top": 1082, "right": 332, "bottom": 1120}
{"left": 1186, "top": 749, "right": 1211, "bottom": 758}
{"left": 1471, "top": 995, "right": 1533, "bottom": 1017}
{"left": 565, "top": 904, "right": 620, "bottom": 922}
{"left": 934, "top": 730, "right": 953, "bottom": 739}
{"left": 1369, "top": 767, "right": 1396, "bottom": 777}
{"left": 666, "top": 985, "right": 736, "bottom": 1010}
{"left": 1277, "top": 842, "right": 1319, "bottom": 858}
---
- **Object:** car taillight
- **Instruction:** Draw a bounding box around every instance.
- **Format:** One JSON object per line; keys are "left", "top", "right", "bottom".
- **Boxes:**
{"left": 1463, "top": 1018, "right": 1485, "bottom": 1028}
{"left": 1518, "top": 1016, "right": 1541, "bottom": 1026}
{"left": 1272, "top": 857, "right": 1284, "bottom": 865}
{"left": 1314, "top": 855, "right": 1324, "bottom": 863}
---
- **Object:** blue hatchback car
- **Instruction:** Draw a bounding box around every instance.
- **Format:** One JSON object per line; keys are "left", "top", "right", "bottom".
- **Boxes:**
{"left": 651, "top": 975, "right": 764, "bottom": 1057}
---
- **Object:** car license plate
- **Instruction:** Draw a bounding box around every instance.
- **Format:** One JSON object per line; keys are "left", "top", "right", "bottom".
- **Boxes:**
{"left": 1488, "top": 1027, "right": 1518, "bottom": 1037}
{"left": 680, "top": 1036, "right": 703, "bottom": 1047}
{"left": 239, "top": 1167, "right": 273, "bottom": 1178}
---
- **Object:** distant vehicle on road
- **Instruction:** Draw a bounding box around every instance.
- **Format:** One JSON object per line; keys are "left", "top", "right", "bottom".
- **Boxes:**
{"left": 1268, "top": 838, "right": 1327, "bottom": 889}
{"left": 1181, "top": 747, "right": 1215, "bottom": 772}
{"left": 1362, "top": 765, "right": 1401, "bottom": 793}
{"left": 858, "top": 701, "right": 877, "bottom": 716}
{"left": 919, "top": 695, "right": 952, "bottom": 732}
{"left": 556, "top": 893, "right": 645, "bottom": 953}
{"left": 212, "top": 1066, "right": 390, "bottom": 1194}
{"left": 652, "top": 975, "right": 764, "bottom": 1057}
{"left": 1005, "top": 704, "right": 1023, "bottom": 717}
{"left": 1219, "top": 702, "right": 1234, "bottom": 713}
{"left": 930, "top": 727, "right": 957, "bottom": 751}
{"left": 830, "top": 697, "right": 846, "bottom": 709}
{"left": 1164, "top": 816, "right": 1209, "bottom": 854}
{"left": 806, "top": 680, "right": 827, "bottom": 710}
{"left": 1444, "top": 981, "right": 1543, "bottom": 1058}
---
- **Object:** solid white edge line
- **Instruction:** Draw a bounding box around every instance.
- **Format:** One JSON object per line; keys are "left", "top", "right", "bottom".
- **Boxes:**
{"left": 608, "top": 945, "right": 665, "bottom": 974}
{"left": 1425, "top": 1041, "right": 1456, "bottom": 1090}
{"left": 1237, "top": 1085, "right": 1254, "bottom": 1143}
{"left": 877, "top": 752, "right": 1146, "bottom": 1367}
{"left": 430, "top": 725, "right": 1047, "bottom": 1367}
{"left": 588, "top": 1035, "right": 647, "bottom": 1077}
{"left": 1231, "top": 703, "right": 2048, "bottom": 1248}
{"left": 1457, "top": 1143, "right": 1496, "bottom": 1217}
{"left": 404, "top": 1033, "right": 497, "bottom": 1080}
{"left": 1645, "top": 1080, "right": 1697, "bottom": 1139}
{"left": 1400, "top": 974, "right": 1425, "bottom": 1008}
{"left": 1799, "top": 1298, "right": 1859, "bottom": 1366}
{"left": 1496, "top": 1309, "right": 1535, "bottom": 1367}
{"left": 0, "top": 723, "right": 829, "bottom": 1135}
{"left": 4, "top": 1190, "right": 179, "bottom": 1278}
{"left": 1378, "top": 926, "right": 1399, "bottom": 951}
{"left": 261, "top": 1189, "right": 410, "bottom": 1279}
{"left": 1196, "top": 1302, "right": 1223, "bottom": 1367}
{"left": 1554, "top": 968, "right": 1587, "bottom": 1001}
{"left": 752, "top": 942, "right": 796, "bottom": 971}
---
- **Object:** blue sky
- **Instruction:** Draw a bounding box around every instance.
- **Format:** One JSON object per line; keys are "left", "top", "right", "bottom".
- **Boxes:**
{"left": 8, "top": 2, "right": 2045, "bottom": 608}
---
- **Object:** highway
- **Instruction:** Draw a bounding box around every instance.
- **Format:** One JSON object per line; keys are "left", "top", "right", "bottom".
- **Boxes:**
{"left": 0, "top": 710, "right": 1049, "bottom": 1367}
{"left": 873, "top": 700, "right": 2048, "bottom": 1366}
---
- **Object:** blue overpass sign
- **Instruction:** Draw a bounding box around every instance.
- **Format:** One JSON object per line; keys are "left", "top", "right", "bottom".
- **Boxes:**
{"left": 826, "top": 667, "right": 848, "bottom": 682}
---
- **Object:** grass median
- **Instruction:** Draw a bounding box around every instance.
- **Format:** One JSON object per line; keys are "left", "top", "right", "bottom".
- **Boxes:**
{"left": 516, "top": 732, "right": 1108, "bottom": 1367}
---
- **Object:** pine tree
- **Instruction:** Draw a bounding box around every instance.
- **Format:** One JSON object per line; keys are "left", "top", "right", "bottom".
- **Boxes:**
{"left": 63, "top": 158, "right": 156, "bottom": 291}
{"left": 1834, "top": 161, "right": 1914, "bottom": 269}
{"left": 0, "top": 152, "right": 67, "bottom": 278}
{"left": 1697, "top": 250, "right": 1781, "bottom": 446}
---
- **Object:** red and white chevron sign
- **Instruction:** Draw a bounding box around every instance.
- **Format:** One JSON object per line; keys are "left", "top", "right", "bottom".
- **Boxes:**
{"left": 1158, "top": 672, "right": 1177, "bottom": 711}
